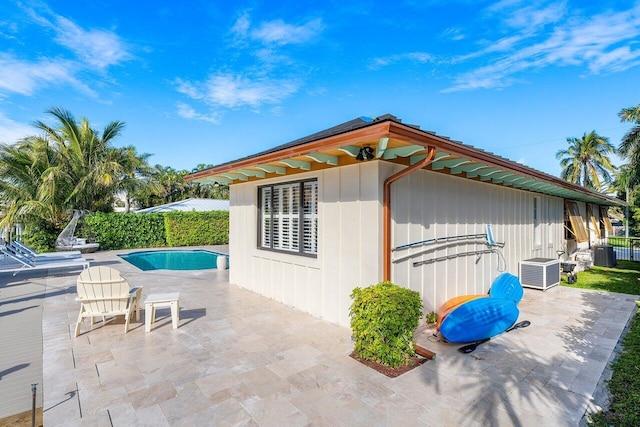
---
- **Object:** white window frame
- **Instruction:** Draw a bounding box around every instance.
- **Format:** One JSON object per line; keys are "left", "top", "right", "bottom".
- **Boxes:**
{"left": 258, "top": 179, "right": 318, "bottom": 256}
{"left": 533, "top": 196, "right": 541, "bottom": 247}
{"left": 547, "top": 198, "right": 554, "bottom": 247}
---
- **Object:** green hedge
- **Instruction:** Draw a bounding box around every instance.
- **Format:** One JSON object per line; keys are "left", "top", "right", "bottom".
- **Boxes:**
{"left": 350, "top": 281, "right": 423, "bottom": 368}
{"left": 164, "top": 211, "right": 230, "bottom": 246}
{"left": 85, "top": 212, "right": 167, "bottom": 250}
{"left": 23, "top": 221, "right": 59, "bottom": 253}
{"left": 22, "top": 210, "right": 230, "bottom": 251}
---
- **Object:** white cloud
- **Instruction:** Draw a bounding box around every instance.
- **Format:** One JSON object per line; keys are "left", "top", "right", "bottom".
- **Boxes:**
{"left": 176, "top": 102, "right": 220, "bottom": 124}
{"left": 174, "top": 79, "right": 202, "bottom": 100}
{"left": 230, "top": 13, "right": 323, "bottom": 47}
{"left": 501, "top": 1, "right": 567, "bottom": 31}
{"left": 176, "top": 73, "right": 299, "bottom": 109}
{"left": 442, "top": 27, "right": 466, "bottom": 41}
{"left": 53, "top": 16, "right": 131, "bottom": 69}
{"left": 589, "top": 46, "right": 640, "bottom": 74}
{"left": 251, "top": 18, "right": 324, "bottom": 45}
{"left": 369, "top": 52, "right": 434, "bottom": 70}
{"left": 231, "top": 12, "right": 251, "bottom": 38}
{"left": 0, "top": 54, "right": 96, "bottom": 96}
{"left": 443, "top": 3, "right": 640, "bottom": 92}
{"left": 26, "top": 7, "right": 131, "bottom": 69}
{"left": 0, "top": 112, "right": 34, "bottom": 144}
{"left": 0, "top": 5, "right": 131, "bottom": 99}
{"left": 178, "top": 13, "right": 320, "bottom": 117}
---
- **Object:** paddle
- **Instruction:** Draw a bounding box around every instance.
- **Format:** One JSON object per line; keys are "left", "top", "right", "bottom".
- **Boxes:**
{"left": 457, "top": 320, "right": 531, "bottom": 354}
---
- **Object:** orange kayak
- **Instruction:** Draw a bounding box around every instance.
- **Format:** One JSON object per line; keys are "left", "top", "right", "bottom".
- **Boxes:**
{"left": 436, "top": 294, "right": 486, "bottom": 331}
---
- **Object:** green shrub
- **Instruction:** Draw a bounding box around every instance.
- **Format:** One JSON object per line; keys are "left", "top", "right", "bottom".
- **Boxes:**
{"left": 23, "top": 221, "right": 58, "bottom": 252}
{"left": 164, "top": 211, "right": 229, "bottom": 246}
{"left": 350, "top": 281, "right": 423, "bottom": 368}
{"left": 61, "top": 210, "right": 229, "bottom": 250}
{"left": 84, "top": 212, "right": 167, "bottom": 250}
{"left": 425, "top": 311, "right": 438, "bottom": 324}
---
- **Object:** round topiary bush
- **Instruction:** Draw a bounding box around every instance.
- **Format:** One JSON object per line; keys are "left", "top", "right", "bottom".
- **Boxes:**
{"left": 350, "top": 281, "right": 423, "bottom": 368}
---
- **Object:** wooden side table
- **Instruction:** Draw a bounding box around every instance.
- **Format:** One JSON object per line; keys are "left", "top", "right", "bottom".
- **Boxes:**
{"left": 144, "top": 292, "right": 180, "bottom": 332}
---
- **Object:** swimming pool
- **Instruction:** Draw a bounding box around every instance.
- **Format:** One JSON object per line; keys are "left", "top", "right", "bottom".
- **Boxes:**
{"left": 119, "top": 249, "right": 227, "bottom": 271}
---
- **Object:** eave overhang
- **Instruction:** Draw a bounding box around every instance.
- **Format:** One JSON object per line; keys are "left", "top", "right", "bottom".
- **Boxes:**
{"left": 186, "top": 116, "right": 625, "bottom": 207}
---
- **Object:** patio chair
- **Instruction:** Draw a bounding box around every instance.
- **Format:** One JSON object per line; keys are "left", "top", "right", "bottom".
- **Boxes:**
{"left": 9, "top": 240, "right": 82, "bottom": 260}
{"left": 74, "top": 266, "right": 142, "bottom": 337}
{"left": 0, "top": 245, "right": 89, "bottom": 275}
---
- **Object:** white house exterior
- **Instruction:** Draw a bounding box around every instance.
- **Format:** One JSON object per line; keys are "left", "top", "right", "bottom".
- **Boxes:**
{"left": 188, "top": 114, "right": 623, "bottom": 327}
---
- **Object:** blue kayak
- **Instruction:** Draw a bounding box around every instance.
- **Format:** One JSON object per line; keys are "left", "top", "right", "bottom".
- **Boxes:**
{"left": 489, "top": 272, "right": 524, "bottom": 303}
{"left": 439, "top": 298, "right": 520, "bottom": 343}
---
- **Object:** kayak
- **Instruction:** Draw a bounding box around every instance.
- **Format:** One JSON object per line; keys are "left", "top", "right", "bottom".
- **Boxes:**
{"left": 436, "top": 294, "right": 486, "bottom": 330}
{"left": 439, "top": 297, "right": 520, "bottom": 343}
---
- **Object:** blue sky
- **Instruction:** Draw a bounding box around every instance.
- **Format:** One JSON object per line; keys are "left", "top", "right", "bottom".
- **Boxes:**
{"left": 1, "top": 0, "right": 639, "bottom": 178}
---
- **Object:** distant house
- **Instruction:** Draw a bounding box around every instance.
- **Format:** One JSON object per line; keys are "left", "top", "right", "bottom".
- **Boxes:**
{"left": 186, "top": 114, "right": 624, "bottom": 327}
{"left": 134, "top": 198, "right": 229, "bottom": 213}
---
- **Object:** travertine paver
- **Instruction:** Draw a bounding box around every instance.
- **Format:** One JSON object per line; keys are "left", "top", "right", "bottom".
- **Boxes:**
{"left": 0, "top": 264, "right": 80, "bottom": 419}
{"left": 4, "top": 247, "right": 636, "bottom": 426}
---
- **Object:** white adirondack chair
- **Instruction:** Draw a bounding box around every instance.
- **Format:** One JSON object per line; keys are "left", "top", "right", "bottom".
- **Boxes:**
{"left": 74, "top": 266, "right": 142, "bottom": 337}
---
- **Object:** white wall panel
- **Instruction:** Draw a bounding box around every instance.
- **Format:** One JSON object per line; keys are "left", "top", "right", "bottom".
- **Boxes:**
{"left": 307, "top": 267, "right": 323, "bottom": 319}
{"left": 228, "top": 163, "right": 382, "bottom": 327}
{"left": 391, "top": 169, "right": 568, "bottom": 312}
{"left": 338, "top": 165, "right": 360, "bottom": 326}
{"left": 321, "top": 167, "right": 341, "bottom": 323}
{"left": 229, "top": 161, "right": 569, "bottom": 327}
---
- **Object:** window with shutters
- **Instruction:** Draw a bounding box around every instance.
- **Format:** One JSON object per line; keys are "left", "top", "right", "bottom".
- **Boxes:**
{"left": 564, "top": 201, "right": 589, "bottom": 243}
{"left": 599, "top": 206, "right": 613, "bottom": 235}
{"left": 587, "top": 204, "right": 601, "bottom": 238}
{"left": 258, "top": 179, "right": 318, "bottom": 256}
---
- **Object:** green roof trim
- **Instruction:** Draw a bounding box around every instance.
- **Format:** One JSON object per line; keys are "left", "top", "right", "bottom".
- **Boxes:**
{"left": 279, "top": 159, "right": 311, "bottom": 170}
{"left": 304, "top": 153, "right": 338, "bottom": 165}
{"left": 256, "top": 164, "right": 286, "bottom": 175}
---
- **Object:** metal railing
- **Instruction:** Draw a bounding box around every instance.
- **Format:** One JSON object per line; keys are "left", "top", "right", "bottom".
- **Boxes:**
{"left": 603, "top": 236, "right": 640, "bottom": 261}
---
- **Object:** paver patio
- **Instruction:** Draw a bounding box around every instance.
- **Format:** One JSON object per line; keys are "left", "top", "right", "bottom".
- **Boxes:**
{"left": 2, "top": 246, "right": 637, "bottom": 426}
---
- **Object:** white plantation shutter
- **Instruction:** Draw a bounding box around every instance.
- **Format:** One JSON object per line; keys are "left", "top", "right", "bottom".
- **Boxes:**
{"left": 274, "top": 184, "right": 300, "bottom": 251}
{"left": 261, "top": 187, "right": 272, "bottom": 247}
{"left": 259, "top": 180, "right": 317, "bottom": 255}
{"left": 303, "top": 181, "right": 318, "bottom": 254}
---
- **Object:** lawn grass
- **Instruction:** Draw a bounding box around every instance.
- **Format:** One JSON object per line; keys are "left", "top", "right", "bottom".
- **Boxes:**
{"left": 589, "top": 312, "right": 640, "bottom": 426}
{"left": 607, "top": 237, "right": 640, "bottom": 248}
{"left": 561, "top": 260, "right": 640, "bottom": 295}
{"left": 562, "top": 260, "right": 640, "bottom": 426}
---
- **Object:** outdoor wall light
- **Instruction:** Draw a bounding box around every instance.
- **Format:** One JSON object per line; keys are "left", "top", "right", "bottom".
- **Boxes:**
{"left": 356, "top": 146, "right": 375, "bottom": 161}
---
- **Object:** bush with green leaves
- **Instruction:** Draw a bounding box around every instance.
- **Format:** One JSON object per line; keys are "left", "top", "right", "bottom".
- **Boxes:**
{"left": 425, "top": 311, "right": 438, "bottom": 324}
{"left": 23, "top": 221, "right": 59, "bottom": 252}
{"left": 84, "top": 212, "right": 167, "bottom": 250}
{"left": 82, "top": 210, "right": 229, "bottom": 250}
{"left": 164, "top": 211, "right": 229, "bottom": 246}
{"left": 350, "top": 281, "right": 423, "bottom": 368}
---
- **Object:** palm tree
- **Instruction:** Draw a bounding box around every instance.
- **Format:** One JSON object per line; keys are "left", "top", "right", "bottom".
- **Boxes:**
{"left": 612, "top": 165, "right": 635, "bottom": 238}
{"left": 0, "top": 107, "right": 158, "bottom": 237}
{"left": 30, "top": 107, "right": 127, "bottom": 212}
{"left": 556, "top": 130, "right": 616, "bottom": 190}
{"left": 0, "top": 137, "right": 67, "bottom": 228}
{"left": 619, "top": 103, "right": 640, "bottom": 185}
{"left": 114, "top": 145, "right": 157, "bottom": 212}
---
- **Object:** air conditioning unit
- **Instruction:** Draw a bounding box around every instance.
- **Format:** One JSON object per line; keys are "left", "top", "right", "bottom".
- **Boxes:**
{"left": 593, "top": 246, "right": 616, "bottom": 267}
{"left": 519, "top": 258, "right": 561, "bottom": 291}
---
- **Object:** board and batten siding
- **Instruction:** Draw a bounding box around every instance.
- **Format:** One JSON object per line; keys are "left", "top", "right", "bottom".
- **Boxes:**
{"left": 387, "top": 163, "right": 565, "bottom": 313}
{"left": 229, "top": 160, "right": 566, "bottom": 327}
{"left": 229, "top": 162, "right": 383, "bottom": 327}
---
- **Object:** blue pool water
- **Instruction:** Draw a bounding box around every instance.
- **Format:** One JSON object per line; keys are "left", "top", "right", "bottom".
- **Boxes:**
{"left": 119, "top": 250, "right": 227, "bottom": 271}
